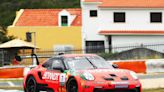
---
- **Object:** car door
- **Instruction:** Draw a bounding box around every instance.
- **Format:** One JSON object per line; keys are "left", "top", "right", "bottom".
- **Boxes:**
{"left": 42, "top": 57, "right": 67, "bottom": 92}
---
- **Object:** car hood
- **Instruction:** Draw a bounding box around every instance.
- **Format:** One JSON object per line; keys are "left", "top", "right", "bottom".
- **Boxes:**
{"left": 76, "top": 69, "right": 136, "bottom": 81}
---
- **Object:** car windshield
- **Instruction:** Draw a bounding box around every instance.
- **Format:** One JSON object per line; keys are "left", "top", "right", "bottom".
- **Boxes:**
{"left": 65, "top": 57, "right": 94, "bottom": 70}
{"left": 65, "top": 56, "right": 113, "bottom": 70}
{"left": 87, "top": 56, "right": 113, "bottom": 69}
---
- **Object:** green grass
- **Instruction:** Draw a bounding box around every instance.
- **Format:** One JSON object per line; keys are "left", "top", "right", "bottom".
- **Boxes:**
{"left": 143, "top": 88, "right": 164, "bottom": 92}
{"left": 0, "top": 79, "right": 23, "bottom": 82}
{"left": 0, "top": 86, "right": 23, "bottom": 90}
{"left": 0, "top": 88, "right": 163, "bottom": 91}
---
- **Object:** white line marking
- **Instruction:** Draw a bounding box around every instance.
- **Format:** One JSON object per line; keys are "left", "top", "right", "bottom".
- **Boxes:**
{"left": 7, "top": 81, "right": 15, "bottom": 87}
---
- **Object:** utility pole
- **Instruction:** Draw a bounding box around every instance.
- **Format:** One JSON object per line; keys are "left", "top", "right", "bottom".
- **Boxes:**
{"left": 31, "top": 32, "right": 36, "bottom": 65}
{"left": 26, "top": 32, "right": 37, "bottom": 65}
{"left": 33, "top": 32, "right": 36, "bottom": 54}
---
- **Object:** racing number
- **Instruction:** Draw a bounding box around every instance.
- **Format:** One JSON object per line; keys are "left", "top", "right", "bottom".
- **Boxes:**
{"left": 59, "top": 73, "right": 66, "bottom": 86}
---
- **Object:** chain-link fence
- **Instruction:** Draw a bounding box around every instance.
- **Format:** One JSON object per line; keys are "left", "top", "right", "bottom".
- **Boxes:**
{"left": 1, "top": 43, "right": 164, "bottom": 66}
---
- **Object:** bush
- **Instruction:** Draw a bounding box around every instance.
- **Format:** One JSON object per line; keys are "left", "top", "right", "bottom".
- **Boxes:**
{"left": 99, "top": 52, "right": 118, "bottom": 60}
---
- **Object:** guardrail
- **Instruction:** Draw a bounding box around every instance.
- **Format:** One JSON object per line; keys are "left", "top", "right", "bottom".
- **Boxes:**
{"left": 0, "top": 66, "right": 25, "bottom": 78}
{"left": 0, "top": 59, "right": 164, "bottom": 78}
{"left": 108, "top": 59, "right": 164, "bottom": 73}
{"left": 109, "top": 60, "right": 146, "bottom": 73}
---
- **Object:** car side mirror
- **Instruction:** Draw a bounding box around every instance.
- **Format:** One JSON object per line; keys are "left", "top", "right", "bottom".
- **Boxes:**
{"left": 15, "top": 56, "right": 22, "bottom": 61}
{"left": 112, "top": 64, "right": 119, "bottom": 68}
{"left": 53, "top": 66, "right": 64, "bottom": 72}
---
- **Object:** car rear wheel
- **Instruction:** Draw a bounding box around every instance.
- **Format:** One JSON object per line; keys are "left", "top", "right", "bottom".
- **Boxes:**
{"left": 25, "top": 76, "right": 39, "bottom": 92}
{"left": 66, "top": 78, "right": 78, "bottom": 92}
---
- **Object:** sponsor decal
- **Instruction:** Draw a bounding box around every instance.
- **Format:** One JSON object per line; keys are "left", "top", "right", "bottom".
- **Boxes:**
{"left": 112, "top": 81, "right": 129, "bottom": 84}
{"left": 42, "top": 72, "right": 59, "bottom": 81}
{"left": 111, "top": 81, "right": 129, "bottom": 88}
{"left": 42, "top": 72, "right": 67, "bottom": 85}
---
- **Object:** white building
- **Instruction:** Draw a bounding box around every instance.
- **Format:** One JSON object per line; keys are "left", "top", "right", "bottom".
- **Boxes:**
{"left": 81, "top": 0, "right": 164, "bottom": 53}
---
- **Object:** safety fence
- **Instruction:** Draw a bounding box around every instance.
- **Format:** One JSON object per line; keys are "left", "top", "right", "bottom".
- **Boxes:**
{"left": 109, "top": 59, "right": 164, "bottom": 73}
{"left": 0, "top": 66, "right": 24, "bottom": 78}
{"left": 110, "top": 60, "right": 146, "bottom": 73}
{"left": 146, "top": 59, "right": 164, "bottom": 73}
{"left": 1, "top": 43, "right": 164, "bottom": 66}
{"left": 0, "top": 59, "right": 164, "bottom": 78}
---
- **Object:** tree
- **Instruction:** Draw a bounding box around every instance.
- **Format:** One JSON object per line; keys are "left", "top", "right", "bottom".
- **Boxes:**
{"left": 0, "top": 26, "right": 15, "bottom": 43}
{"left": 0, "top": 0, "right": 80, "bottom": 27}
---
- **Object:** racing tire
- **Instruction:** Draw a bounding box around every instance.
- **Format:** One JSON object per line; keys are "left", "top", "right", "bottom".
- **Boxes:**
{"left": 25, "top": 76, "right": 39, "bottom": 92}
{"left": 66, "top": 78, "right": 78, "bottom": 92}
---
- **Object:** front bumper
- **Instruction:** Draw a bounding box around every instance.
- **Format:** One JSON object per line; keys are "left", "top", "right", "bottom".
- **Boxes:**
{"left": 93, "top": 87, "right": 140, "bottom": 92}
{"left": 80, "top": 80, "right": 142, "bottom": 92}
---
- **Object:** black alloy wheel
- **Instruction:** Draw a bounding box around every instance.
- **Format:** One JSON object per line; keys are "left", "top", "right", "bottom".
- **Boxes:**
{"left": 67, "top": 78, "right": 78, "bottom": 92}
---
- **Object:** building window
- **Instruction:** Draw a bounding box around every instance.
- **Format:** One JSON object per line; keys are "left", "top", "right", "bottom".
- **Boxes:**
{"left": 86, "top": 41, "right": 105, "bottom": 53}
{"left": 54, "top": 45, "right": 74, "bottom": 54}
{"left": 114, "top": 12, "right": 126, "bottom": 22}
{"left": 150, "top": 12, "right": 162, "bottom": 23}
{"left": 26, "top": 32, "right": 32, "bottom": 42}
{"left": 61, "top": 16, "right": 68, "bottom": 26}
{"left": 90, "top": 10, "right": 97, "bottom": 17}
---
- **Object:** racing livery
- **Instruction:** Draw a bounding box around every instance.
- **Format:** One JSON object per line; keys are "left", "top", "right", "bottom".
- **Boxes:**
{"left": 24, "top": 54, "right": 142, "bottom": 92}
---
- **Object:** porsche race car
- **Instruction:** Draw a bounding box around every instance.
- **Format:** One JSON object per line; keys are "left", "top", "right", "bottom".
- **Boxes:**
{"left": 24, "top": 54, "right": 142, "bottom": 92}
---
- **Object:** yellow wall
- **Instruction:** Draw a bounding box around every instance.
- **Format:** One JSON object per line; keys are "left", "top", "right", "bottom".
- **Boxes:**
{"left": 8, "top": 26, "right": 82, "bottom": 50}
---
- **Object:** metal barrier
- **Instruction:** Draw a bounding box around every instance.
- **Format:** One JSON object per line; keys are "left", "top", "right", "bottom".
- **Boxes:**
{"left": 146, "top": 59, "right": 164, "bottom": 73}
{"left": 0, "top": 43, "right": 164, "bottom": 66}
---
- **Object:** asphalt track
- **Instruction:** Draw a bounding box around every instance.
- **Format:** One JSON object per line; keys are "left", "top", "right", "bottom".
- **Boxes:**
{"left": 0, "top": 73, "right": 164, "bottom": 92}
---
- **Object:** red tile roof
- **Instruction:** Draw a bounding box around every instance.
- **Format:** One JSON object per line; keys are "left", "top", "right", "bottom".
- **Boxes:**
{"left": 83, "top": 0, "right": 164, "bottom": 8}
{"left": 99, "top": 30, "right": 164, "bottom": 35}
{"left": 15, "top": 9, "right": 81, "bottom": 26}
{"left": 82, "top": 0, "right": 102, "bottom": 2}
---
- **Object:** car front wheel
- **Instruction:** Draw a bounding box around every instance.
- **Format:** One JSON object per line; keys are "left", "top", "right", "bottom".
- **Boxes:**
{"left": 66, "top": 78, "right": 78, "bottom": 92}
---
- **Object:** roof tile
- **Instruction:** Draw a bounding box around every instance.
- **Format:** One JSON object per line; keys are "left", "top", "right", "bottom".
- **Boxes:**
{"left": 15, "top": 9, "right": 81, "bottom": 26}
{"left": 82, "top": 0, "right": 102, "bottom": 2}
{"left": 82, "top": 0, "right": 164, "bottom": 8}
{"left": 99, "top": 30, "right": 164, "bottom": 35}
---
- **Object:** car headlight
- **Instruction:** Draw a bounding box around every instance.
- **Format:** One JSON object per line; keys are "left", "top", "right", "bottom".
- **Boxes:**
{"left": 81, "top": 72, "right": 95, "bottom": 81}
{"left": 130, "top": 71, "right": 138, "bottom": 80}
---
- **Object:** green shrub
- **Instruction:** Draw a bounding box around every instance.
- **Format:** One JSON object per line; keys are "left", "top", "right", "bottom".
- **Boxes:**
{"left": 99, "top": 52, "right": 118, "bottom": 60}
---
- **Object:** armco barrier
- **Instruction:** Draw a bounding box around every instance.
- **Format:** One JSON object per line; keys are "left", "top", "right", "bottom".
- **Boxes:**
{"left": 109, "top": 60, "right": 147, "bottom": 73}
{"left": 23, "top": 65, "right": 37, "bottom": 76}
{"left": 1, "top": 59, "right": 164, "bottom": 78}
{"left": 146, "top": 59, "right": 164, "bottom": 73}
{"left": 109, "top": 59, "right": 164, "bottom": 73}
{"left": 0, "top": 66, "right": 25, "bottom": 78}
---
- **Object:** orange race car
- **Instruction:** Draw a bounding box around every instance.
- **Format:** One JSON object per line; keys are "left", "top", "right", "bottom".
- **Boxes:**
{"left": 24, "top": 54, "right": 142, "bottom": 92}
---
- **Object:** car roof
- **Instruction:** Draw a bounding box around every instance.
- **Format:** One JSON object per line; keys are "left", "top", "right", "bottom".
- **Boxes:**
{"left": 60, "top": 54, "right": 98, "bottom": 58}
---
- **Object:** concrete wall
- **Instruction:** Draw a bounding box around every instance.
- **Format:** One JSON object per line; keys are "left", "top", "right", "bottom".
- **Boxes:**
{"left": 81, "top": 2, "right": 164, "bottom": 52}
{"left": 8, "top": 26, "right": 82, "bottom": 50}
{"left": 112, "top": 35, "right": 164, "bottom": 53}
{"left": 99, "top": 9, "right": 164, "bottom": 30}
